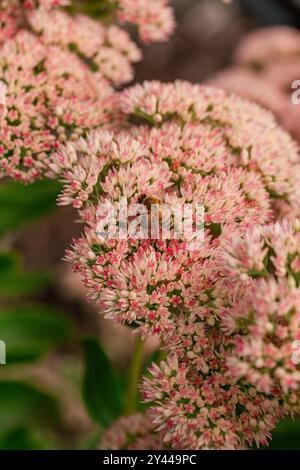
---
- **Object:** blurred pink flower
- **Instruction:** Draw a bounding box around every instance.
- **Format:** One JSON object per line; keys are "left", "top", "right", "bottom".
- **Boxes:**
{"left": 0, "top": 31, "right": 112, "bottom": 182}
{"left": 0, "top": 0, "right": 176, "bottom": 181}
{"left": 99, "top": 411, "right": 166, "bottom": 450}
{"left": 114, "top": 0, "right": 175, "bottom": 43}
{"left": 208, "top": 26, "right": 300, "bottom": 144}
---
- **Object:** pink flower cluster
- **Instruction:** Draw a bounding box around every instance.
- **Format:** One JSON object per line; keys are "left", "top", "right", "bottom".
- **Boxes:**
{"left": 0, "top": 0, "right": 174, "bottom": 181}
{"left": 27, "top": 8, "right": 142, "bottom": 85}
{"left": 114, "top": 0, "right": 175, "bottom": 43}
{"left": 143, "top": 351, "right": 285, "bottom": 450}
{"left": 53, "top": 81, "right": 300, "bottom": 449}
{"left": 0, "top": 31, "right": 112, "bottom": 181}
{"left": 219, "top": 219, "right": 300, "bottom": 404}
{"left": 0, "top": 0, "right": 69, "bottom": 45}
{"left": 208, "top": 26, "right": 300, "bottom": 142}
{"left": 98, "top": 411, "right": 165, "bottom": 450}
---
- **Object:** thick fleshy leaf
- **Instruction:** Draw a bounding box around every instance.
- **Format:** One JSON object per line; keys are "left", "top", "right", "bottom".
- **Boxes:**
{"left": 268, "top": 418, "right": 300, "bottom": 450}
{"left": 0, "top": 381, "right": 60, "bottom": 434}
{"left": 82, "top": 338, "right": 124, "bottom": 427}
{"left": 0, "top": 179, "right": 60, "bottom": 235}
{"left": 0, "top": 305, "right": 74, "bottom": 363}
{"left": 0, "top": 252, "right": 50, "bottom": 297}
{"left": 0, "top": 427, "right": 50, "bottom": 450}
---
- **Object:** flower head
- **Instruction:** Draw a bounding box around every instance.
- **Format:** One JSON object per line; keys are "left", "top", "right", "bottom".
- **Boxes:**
{"left": 0, "top": 0, "right": 175, "bottom": 181}
{"left": 142, "top": 352, "right": 286, "bottom": 449}
{"left": 57, "top": 82, "right": 300, "bottom": 337}
{"left": 218, "top": 220, "right": 300, "bottom": 404}
{"left": 0, "top": 31, "right": 112, "bottom": 182}
{"left": 114, "top": 0, "right": 175, "bottom": 43}
{"left": 56, "top": 81, "right": 300, "bottom": 449}
{"left": 98, "top": 412, "right": 166, "bottom": 450}
{"left": 234, "top": 26, "right": 300, "bottom": 68}
{"left": 208, "top": 26, "right": 300, "bottom": 145}
{"left": 27, "top": 9, "right": 142, "bottom": 85}
{"left": 222, "top": 277, "right": 300, "bottom": 405}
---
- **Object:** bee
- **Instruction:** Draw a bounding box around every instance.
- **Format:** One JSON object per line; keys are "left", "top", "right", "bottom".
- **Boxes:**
{"left": 137, "top": 194, "right": 171, "bottom": 237}
{"left": 137, "top": 194, "right": 166, "bottom": 210}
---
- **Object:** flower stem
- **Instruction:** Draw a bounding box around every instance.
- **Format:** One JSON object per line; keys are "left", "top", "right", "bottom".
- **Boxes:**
{"left": 124, "top": 334, "right": 145, "bottom": 415}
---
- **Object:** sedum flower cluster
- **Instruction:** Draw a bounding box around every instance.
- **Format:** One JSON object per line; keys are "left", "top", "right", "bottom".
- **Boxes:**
{"left": 112, "top": 0, "right": 175, "bottom": 44}
{"left": 98, "top": 411, "right": 166, "bottom": 450}
{"left": 0, "top": 30, "right": 113, "bottom": 181}
{"left": 52, "top": 81, "right": 300, "bottom": 449}
{"left": 218, "top": 219, "right": 300, "bottom": 404}
{"left": 208, "top": 26, "right": 300, "bottom": 143}
{"left": 0, "top": 0, "right": 174, "bottom": 181}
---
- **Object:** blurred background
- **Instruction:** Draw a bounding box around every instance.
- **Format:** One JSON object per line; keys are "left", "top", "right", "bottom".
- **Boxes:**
{"left": 0, "top": 0, "right": 299, "bottom": 450}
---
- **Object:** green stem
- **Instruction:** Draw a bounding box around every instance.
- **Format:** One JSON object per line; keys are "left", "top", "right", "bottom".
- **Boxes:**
{"left": 124, "top": 335, "right": 145, "bottom": 415}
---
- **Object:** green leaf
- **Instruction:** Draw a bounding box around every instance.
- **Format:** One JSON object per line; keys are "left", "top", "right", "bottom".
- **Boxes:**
{"left": 82, "top": 430, "right": 103, "bottom": 450}
{"left": 0, "top": 252, "right": 50, "bottom": 297}
{"left": 0, "top": 381, "right": 60, "bottom": 434}
{"left": 0, "top": 427, "right": 35, "bottom": 450}
{"left": 268, "top": 418, "right": 300, "bottom": 450}
{"left": 0, "top": 427, "right": 42, "bottom": 450}
{"left": 0, "top": 179, "right": 61, "bottom": 235}
{"left": 0, "top": 305, "right": 74, "bottom": 363}
{"left": 82, "top": 338, "right": 124, "bottom": 427}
